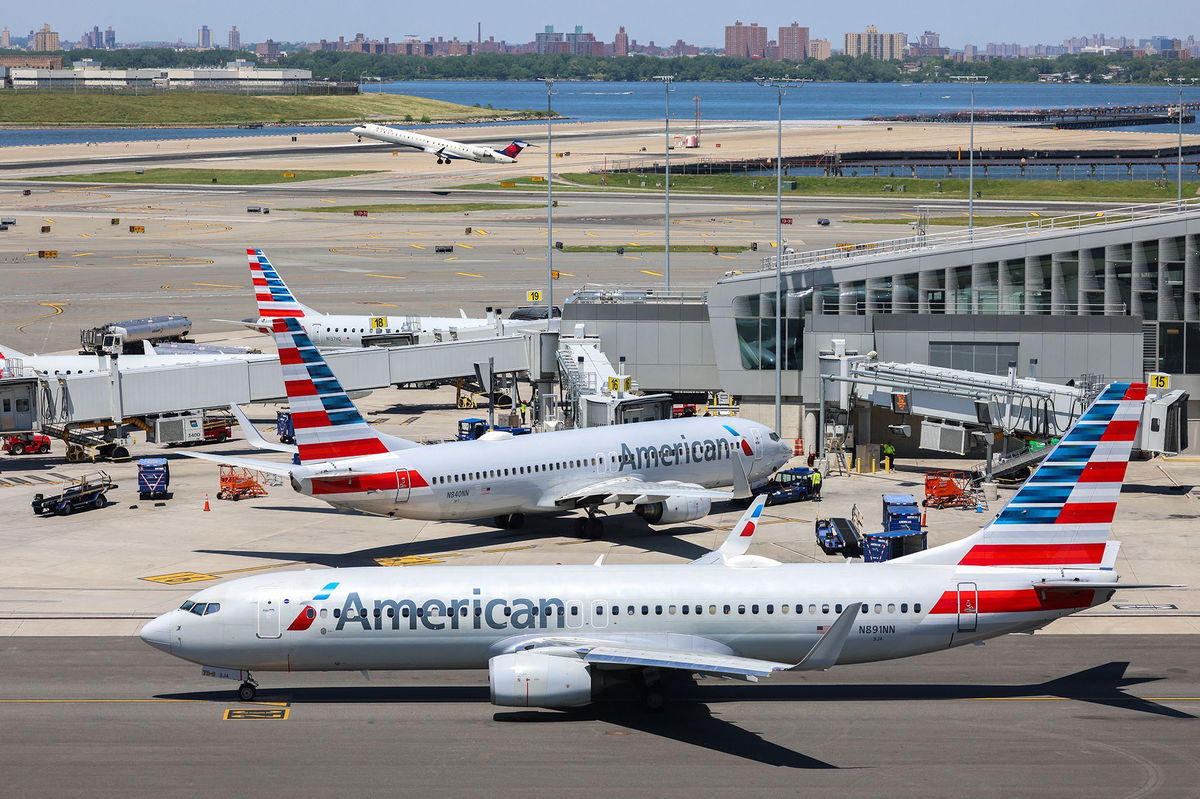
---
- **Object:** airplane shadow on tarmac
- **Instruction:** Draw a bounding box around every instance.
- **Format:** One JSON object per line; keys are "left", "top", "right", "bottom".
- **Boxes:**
{"left": 196, "top": 516, "right": 712, "bottom": 567}
{"left": 156, "top": 662, "right": 1190, "bottom": 768}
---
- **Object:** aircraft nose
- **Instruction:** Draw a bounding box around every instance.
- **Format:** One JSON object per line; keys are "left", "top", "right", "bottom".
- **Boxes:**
{"left": 139, "top": 612, "right": 174, "bottom": 653}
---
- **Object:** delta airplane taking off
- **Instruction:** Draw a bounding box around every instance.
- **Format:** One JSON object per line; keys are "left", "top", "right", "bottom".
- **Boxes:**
{"left": 142, "top": 381, "right": 1175, "bottom": 708}
{"left": 222, "top": 251, "right": 532, "bottom": 349}
{"left": 187, "top": 249, "right": 792, "bottom": 532}
{"left": 350, "top": 123, "right": 529, "bottom": 165}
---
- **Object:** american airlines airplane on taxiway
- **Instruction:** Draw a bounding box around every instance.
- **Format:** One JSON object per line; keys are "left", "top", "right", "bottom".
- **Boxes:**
{"left": 143, "top": 382, "right": 1173, "bottom": 709}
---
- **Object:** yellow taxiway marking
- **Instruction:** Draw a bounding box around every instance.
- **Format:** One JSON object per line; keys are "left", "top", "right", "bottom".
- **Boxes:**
{"left": 72, "top": 252, "right": 94, "bottom": 257}
{"left": 621, "top": 255, "right": 643, "bottom": 260}
{"left": 191, "top": 282, "right": 242, "bottom": 289}
{"left": 409, "top": 244, "right": 427, "bottom": 250}
{"left": 224, "top": 708, "right": 290, "bottom": 721}
{"left": 898, "top": 213, "right": 919, "bottom": 218}
{"left": 365, "top": 274, "right": 406, "bottom": 280}
{"left": 445, "top": 256, "right": 459, "bottom": 261}
{"left": 841, "top": 215, "right": 871, "bottom": 220}
{"left": 78, "top": 233, "right": 91, "bottom": 238}
{"left": 140, "top": 561, "right": 303, "bottom": 584}
{"left": 456, "top": 243, "right": 474, "bottom": 249}
{"left": 16, "top": 303, "right": 66, "bottom": 333}
{"left": 640, "top": 269, "right": 664, "bottom": 277}
{"left": 483, "top": 545, "right": 537, "bottom": 553}
{"left": 455, "top": 271, "right": 484, "bottom": 278}
{"left": 1030, "top": 211, "right": 1041, "bottom": 217}
{"left": 43, "top": 218, "right": 55, "bottom": 223}
{"left": 376, "top": 555, "right": 455, "bottom": 567}
{"left": 585, "top": 232, "right": 599, "bottom": 238}
{"left": 473, "top": 229, "right": 489, "bottom": 235}
{"left": 320, "top": 198, "right": 338, "bottom": 204}
{"left": 526, "top": 256, "right": 546, "bottom": 261}
{"left": 557, "top": 271, "right": 575, "bottom": 277}
{"left": 636, "top": 231, "right": 655, "bottom": 237}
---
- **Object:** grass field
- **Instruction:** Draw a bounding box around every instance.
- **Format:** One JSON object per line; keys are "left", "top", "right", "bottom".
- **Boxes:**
{"left": 30, "top": 168, "right": 377, "bottom": 184}
{"left": 562, "top": 244, "right": 751, "bottom": 253}
{"left": 0, "top": 92, "right": 526, "bottom": 126}
{"left": 850, "top": 212, "right": 1131, "bottom": 227}
{"left": 463, "top": 173, "right": 1200, "bottom": 203}
{"left": 289, "top": 202, "right": 545, "bottom": 213}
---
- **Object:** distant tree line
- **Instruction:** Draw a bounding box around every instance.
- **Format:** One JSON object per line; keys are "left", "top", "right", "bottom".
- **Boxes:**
{"left": 276, "top": 51, "right": 1200, "bottom": 85}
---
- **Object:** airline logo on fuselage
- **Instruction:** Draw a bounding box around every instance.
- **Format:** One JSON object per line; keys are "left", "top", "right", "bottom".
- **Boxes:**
{"left": 334, "top": 590, "right": 569, "bottom": 632}
{"left": 618, "top": 433, "right": 738, "bottom": 472}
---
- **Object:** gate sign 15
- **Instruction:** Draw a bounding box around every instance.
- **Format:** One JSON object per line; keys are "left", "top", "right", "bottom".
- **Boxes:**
{"left": 1148, "top": 372, "right": 1170, "bottom": 390}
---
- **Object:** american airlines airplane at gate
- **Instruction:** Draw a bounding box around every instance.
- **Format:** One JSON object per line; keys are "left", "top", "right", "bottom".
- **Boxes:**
{"left": 187, "top": 249, "right": 792, "bottom": 532}
{"left": 144, "top": 382, "right": 1174, "bottom": 708}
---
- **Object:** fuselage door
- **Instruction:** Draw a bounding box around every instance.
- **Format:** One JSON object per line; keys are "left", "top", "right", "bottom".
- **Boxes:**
{"left": 956, "top": 582, "right": 978, "bottom": 632}
{"left": 395, "top": 469, "right": 411, "bottom": 503}
{"left": 751, "top": 427, "right": 764, "bottom": 462}
{"left": 566, "top": 600, "right": 584, "bottom": 629}
{"left": 591, "top": 600, "right": 608, "bottom": 629}
{"left": 257, "top": 597, "right": 281, "bottom": 639}
{"left": 309, "top": 323, "right": 323, "bottom": 344}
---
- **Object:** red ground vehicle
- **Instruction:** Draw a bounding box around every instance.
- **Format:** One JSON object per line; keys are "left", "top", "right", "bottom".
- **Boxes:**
{"left": 4, "top": 434, "right": 51, "bottom": 456}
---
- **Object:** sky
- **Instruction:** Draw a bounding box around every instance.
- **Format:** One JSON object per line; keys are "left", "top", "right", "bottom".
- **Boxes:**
{"left": 3, "top": 0, "right": 1196, "bottom": 50}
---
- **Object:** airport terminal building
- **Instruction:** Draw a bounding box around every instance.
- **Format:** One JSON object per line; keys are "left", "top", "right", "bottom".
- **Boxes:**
{"left": 564, "top": 200, "right": 1200, "bottom": 443}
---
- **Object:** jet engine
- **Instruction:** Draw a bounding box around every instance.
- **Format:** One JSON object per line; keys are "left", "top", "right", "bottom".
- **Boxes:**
{"left": 635, "top": 495, "right": 712, "bottom": 525}
{"left": 488, "top": 652, "right": 593, "bottom": 708}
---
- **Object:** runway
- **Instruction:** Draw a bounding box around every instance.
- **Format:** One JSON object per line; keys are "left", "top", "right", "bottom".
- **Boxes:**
{"left": 0, "top": 635, "right": 1196, "bottom": 798}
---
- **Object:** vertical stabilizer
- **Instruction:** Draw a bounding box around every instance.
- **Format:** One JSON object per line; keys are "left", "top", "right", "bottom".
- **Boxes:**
{"left": 247, "top": 248, "right": 316, "bottom": 319}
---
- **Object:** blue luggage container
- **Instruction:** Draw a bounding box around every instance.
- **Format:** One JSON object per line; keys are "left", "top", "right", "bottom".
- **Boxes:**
{"left": 137, "top": 458, "right": 170, "bottom": 499}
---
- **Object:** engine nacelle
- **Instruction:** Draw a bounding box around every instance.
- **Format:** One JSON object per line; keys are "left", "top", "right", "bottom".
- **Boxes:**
{"left": 488, "top": 652, "right": 593, "bottom": 708}
{"left": 635, "top": 495, "right": 712, "bottom": 525}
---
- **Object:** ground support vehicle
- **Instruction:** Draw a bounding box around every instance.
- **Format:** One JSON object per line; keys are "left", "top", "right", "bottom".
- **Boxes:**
{"left": 31, "top": 472, "right": 115, "bottom": 516}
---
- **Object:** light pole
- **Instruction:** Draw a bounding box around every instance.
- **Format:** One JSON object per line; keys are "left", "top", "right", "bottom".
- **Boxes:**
{"left": 950, "top": 75, "right": 988, "bottom": 238}
{"left": 1166, "top": 77, "right": 1198, "bottom": 208}
{"left": 538, "top": 78, "right": 557, "bottom": 322}
{"left": 653, "top": 75, "right": 674, "bottom": 290}
{"left": 756, "top": 78, "right": 807, "bottom": 434}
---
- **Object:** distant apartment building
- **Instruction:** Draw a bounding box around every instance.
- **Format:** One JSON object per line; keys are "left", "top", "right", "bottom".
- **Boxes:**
{"left": 31, "top": 24, "right": 59, "bottom": 52}
{"left": 613, "top": 26, "right": 629, "bottom": 57}
{"left": 844, "top": 25, "right": 907, "bottom": 60}
{"left": 778, "top": 23, "right": 809, "bottom": 61}
{"left": 910, "top": 30, "right": 949, "bottom": 58}
{"left": 104, "top": 26, "right": 115, "bottom": 48}
{"left": 535, "top": 26, "right": 567, "bottom": 55}
{"left": 80, "top": 26, "right": 102, "bottom": 49}
{"left": 0, "top": 54, "right": 62, "bottom": 69}
{"left": 808, "top": 38, "right": 832, "bottom": 60}
{"left": 985, "top": 42, "right": 1021, "bottom": 58}
{"left": 668, "top": 39, "right": 699, "bottom": 57}
{"left": 725, "top": 21, "right": 767, "bottom": 58}
{"left": 255, "top": 40, "right": 280, "bottom": 62}
{"left": 197, "top": 25, "right": 212, "bottom": 49}
{"left": 0, "top": 28, "right": 10, "bottom": 48}
{"left": 565, "top": 26, "right": 602, "bottom": 56}
{"left": 228, "top": 26, "right": 240, "bottom": 51}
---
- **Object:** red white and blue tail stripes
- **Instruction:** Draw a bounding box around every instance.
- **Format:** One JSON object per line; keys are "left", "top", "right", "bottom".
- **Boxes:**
{"left": 248, "top": 248, "right": 310, "bottom": 319}
{"left": 960, "top": 382, "right": 1146, "bottom": 567}
{"left": 273, "top": 316, "right": 389, "bottom": 463}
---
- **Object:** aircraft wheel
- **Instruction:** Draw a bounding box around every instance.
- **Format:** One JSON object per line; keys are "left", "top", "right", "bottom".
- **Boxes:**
{"left": 585, "top": 517, "right": 604, "bottom": 538}
{"left": 508, "top": 513, "right": 525, "bottom": 529}
{"left": 573, "top": 518, "right": 588, "bottom": 537}
{"left": 494, "top": 514, "right": 511, "bottom": 529}
{"left": 642, "top": 687, "right": 667, "bottom": 712}
{"left": 237, "top": 682, "right": 257, "bottom": 702}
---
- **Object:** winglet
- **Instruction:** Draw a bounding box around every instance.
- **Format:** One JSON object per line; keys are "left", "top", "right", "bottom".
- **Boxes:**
{"left": 228, "top": 404, "right": 298, "bottom": 454}
{"left": 790, "top": 601, "right": 861, "bottom": 671}
{"left": 691, "top": 496, "right": 766, "bottom": 565}
{"left": 731, "top": 454, "right": 752, "bottom": 500}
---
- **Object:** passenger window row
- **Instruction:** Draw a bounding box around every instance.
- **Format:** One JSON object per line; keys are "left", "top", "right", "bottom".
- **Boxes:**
{"left": 432, "top": 457, "right": 608, "bottom": 485}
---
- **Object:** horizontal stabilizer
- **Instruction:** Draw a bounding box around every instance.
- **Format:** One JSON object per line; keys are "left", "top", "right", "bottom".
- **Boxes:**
{"left": 1034, "top": 581, "right": 1183, "bottom": 590}
{"left": 179, "top": 450, "right": 294, "bottom": 477}
{"left": 229, "top": 404, "right": 297, "bottom": 454}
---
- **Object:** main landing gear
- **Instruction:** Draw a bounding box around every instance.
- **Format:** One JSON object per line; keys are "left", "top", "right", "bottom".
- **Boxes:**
{"left": 494, "top": 513, "right": 525, "bottom": 529}
{"left": 237, "top": 674, "right": 259, "bottom": 702}
{"left": 573, "top": 507, "right": 605, "bottom": 538}
{"left": 636, "top": 669, "right": 667, "bottom": 712}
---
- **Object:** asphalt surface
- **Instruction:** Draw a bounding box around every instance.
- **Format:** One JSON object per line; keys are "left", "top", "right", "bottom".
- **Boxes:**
{"left": 0, "top": 635, "right": 1196, "bottom": 798}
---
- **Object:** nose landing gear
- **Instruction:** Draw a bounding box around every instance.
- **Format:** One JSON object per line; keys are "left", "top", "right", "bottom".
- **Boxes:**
{"left": 237, "top": 675, "right": 259, "bottom": 702}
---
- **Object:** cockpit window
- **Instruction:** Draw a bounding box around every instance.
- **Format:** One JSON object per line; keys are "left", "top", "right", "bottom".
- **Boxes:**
{"left": 204, "top": 603, "right": 221, "bottom": 615}
{"left": 769, "top": 432, "right": 780, "bottom": 441}
{"left": 180, "top": 600, "right": 195, "bottom": 611}
{"left": 189, "top": 603, "right": 207, "bottom": 616}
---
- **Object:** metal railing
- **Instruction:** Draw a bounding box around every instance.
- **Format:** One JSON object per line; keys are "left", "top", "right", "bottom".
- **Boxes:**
{"left": 756, "top": 197, "right": 1200, "bottom": 273}
{"left": 566, "top": 284, "right": 711, "bottom": 305}
{"left": 835, "top": 300, "right": 1129, "bottom": 316}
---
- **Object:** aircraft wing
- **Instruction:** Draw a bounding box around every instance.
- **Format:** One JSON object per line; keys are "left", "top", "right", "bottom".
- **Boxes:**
{"left": 522, "top": 605, "right": 862, "bottom": 680}
{"left": 548, "top": 476, "right": 732, "bottom": 508}
{"left": 178, "top": 451, "right": 295, "bottom": 477}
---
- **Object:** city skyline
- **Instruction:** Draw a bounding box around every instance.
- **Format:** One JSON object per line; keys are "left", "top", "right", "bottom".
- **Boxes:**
{"left": 1, "top": 0, "right": 1198, "bottom": 51}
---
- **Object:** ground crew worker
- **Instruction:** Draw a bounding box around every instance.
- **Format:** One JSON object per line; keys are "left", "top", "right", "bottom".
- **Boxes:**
{"left": 810, "top": 469, "right": 822, "bottom": 501}
{"left": 882, "top": 442, "right": 896, "bottom": 471}
{"left": 519, "top": 401, "right": 529, "bottom": 424}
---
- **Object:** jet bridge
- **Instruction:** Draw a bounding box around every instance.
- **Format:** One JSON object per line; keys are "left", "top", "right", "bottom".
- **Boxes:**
{"left": 9, "top": 334, "right": 530, "bottom": 434}
{"left": 555, "top": 324, "right": 672, "bottom": 428}
{"left": 817, "top": 343, "right": 1188, "bottom": 474}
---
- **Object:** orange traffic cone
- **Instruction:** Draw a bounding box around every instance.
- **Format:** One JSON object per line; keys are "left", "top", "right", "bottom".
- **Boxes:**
{"left": 203, "top": 493, "right": 211, "bottom": 512}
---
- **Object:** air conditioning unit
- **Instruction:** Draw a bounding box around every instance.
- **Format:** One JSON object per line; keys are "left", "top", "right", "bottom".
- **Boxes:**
{"left": 919, "top": 419, "right": 968, "bottom": 455}
{"left": 153, "top": 413, "right": 205, "bottom": 444}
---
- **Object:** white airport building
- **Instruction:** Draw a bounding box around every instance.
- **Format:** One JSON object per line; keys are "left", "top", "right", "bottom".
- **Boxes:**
{"left": 7, "top": 59, "right": 312, "bottom": 90}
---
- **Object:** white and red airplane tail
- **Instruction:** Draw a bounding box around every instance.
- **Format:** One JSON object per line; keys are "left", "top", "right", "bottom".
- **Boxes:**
{"left": 497, "top": 140, "right": 529, "bottom": 159}
{"left": 903, "top": 381, "right": 1147, "bottom": 569}
{"left": 247, "top": 248, "right": 317, "bottom": 320}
